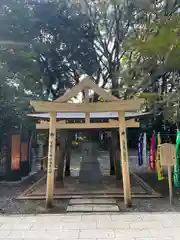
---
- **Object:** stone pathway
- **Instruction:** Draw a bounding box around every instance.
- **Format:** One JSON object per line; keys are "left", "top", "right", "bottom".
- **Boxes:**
{"left": 0, "top": 213, "right": 180, "bottom": 239}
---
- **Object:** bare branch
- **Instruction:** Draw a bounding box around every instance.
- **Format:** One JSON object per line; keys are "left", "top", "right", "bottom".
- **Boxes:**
{"left": 94, "top": 42, "right": 104, "bottom": 56}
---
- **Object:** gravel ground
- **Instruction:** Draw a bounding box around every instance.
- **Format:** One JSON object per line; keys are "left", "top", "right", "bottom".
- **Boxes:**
{"left": 0, "top": 172, "right": 68, "bottom": 215}
{"left": 1, "top": 171, "right": 180, "bottom": 215}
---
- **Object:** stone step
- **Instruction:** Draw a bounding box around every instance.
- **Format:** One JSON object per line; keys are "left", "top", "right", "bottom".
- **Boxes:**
{"left": 66, "top": 204, "right": 119, "bottom": 212}
{"left": 69, "top": 198, "right": 117, "bottom": 205}
{"left": 67, "top": 198, "right": 119, "bottom": 212}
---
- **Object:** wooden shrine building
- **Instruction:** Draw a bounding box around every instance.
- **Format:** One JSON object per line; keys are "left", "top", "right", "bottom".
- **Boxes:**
{"left": 30, "top": 75, "right": 144, "bottom": 208}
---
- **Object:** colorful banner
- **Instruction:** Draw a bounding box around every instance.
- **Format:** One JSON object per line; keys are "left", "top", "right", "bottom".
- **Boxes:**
{"left": 21, "top": 142, "right": 28, "bottom": 162}
{"left": 138, "top": 134, "right": 143, "bottom": 166}
{"left": 156, "top": 133, "right": 164, "bottom": 181}
{"left": 149, "top": 135, "right": 156, "bottom": 170}
{"left": 143, "top": 132, "right": 147, "bottom": 166}
{"left": 11, "top": 135, "right": 21, "bottom": 170}
{"left": 174, "top": 130, "right": 180, "bottom": 188}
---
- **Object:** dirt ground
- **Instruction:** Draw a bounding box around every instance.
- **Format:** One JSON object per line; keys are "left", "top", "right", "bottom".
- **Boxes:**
{"left": 1, "top": 150, "right": 180, "bottom": 215}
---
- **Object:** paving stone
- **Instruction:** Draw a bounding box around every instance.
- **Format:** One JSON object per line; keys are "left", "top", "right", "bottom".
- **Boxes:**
{"left": 0, "top": 239, "right": 24, "bottom": 240}
{"left": 97, "top": 220, "right": 129, "bottom": 229}
{"left": 140, "top": 213, "right": 172, "bottom": 221}
{"left": 2, "top": 213, "right": 180, "bottom": 240}
{"left": 0, "top": 217, "right": 24, "bottom": 223}
{"left": 149, "top": 227, "right": 180, "bottom": 237}
{"left": 79, "top": 229, "right": 115, "bottom": 239}
{"left": 163, "top": 220, "right": 180, "bottom": 228}
{"left": 61, "top": 215, "right": 82, "bottom": 222}
{"left": 7, "top": 231, "right": 46, "bottom": 239}
{"left": 20, "top": 216, "right": 64, "bottom": 224}
{"left": 0, "top": 230, "right": 11, "bottom": 238}
{"left": 22, "top": 239, "right": 50, "bottom": 240}
{"left": 96, "top": 239, "right": 134, "bottom": 240}
{"left": 111, "top": 214, "right": 142, "bottom": 222}
{"left": 75, "top": 239, "right": 96, "bottom": 240}
{"left": 0, "top": 223, "right": 33, "bottom": 230}
{"left": 31, "top": 223, "right": 63, "bottom": 230}
{"left": 134, "top": 238, "right": 173, "bottom": 240}
{"left": 1, "top": 239, "right": 24, "bottom": 240}
{"left": 167, "top": 213, "right": 180, "bottom": 219}
{"left": 81, "top": 214, "right": 112, "bottom": 221}
{"left": 7, "top": 230, "right": 79, "bottom": 239}
{"left": 60, "top": 221, "right": 96, "bottom": 229}
{"left": 173, "top": 237, "right": 180, "bottom": 240}
{"left": 115, "top": 229, "right": 152, "bottom": 238}
{"left": 129, "top": 221, "right": 163, "bottom": 229}
{"left": 45, "top": 230, "right": 79, "bottom": 239}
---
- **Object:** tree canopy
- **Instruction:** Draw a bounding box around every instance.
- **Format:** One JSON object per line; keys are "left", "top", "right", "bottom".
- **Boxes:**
{"left": 0, "top": 0, "right": 98, "bottom": 99}
{"left": 1, "top": 0, "right": 180, "bottom": 131}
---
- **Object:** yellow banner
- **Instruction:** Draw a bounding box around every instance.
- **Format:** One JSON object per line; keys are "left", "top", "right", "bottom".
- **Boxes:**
{"left": 156, "top": 133, "right": 164, "bottom": 181}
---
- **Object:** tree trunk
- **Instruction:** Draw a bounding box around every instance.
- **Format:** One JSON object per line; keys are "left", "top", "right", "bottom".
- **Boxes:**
{"left": 56, "top": 130, "right": 67, "bottom": 181}
{"left": 111, "top": 74, "right": 122, "bottom": 179}
{"left": 115, "top": 148, "right": 122, "bottom": 180}
{"left": 65, "top": 131, "right": 73, "bottom": 177}
{"left": 112, "top": 130, "right": 121, "bottom": 180}
{"left": 108, "top": 137, "right": 115, "bottom": 175}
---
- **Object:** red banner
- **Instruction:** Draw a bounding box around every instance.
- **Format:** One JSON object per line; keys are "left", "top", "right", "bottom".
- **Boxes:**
{"left": 11, "top": 135, "right": 21, "bottom": 170}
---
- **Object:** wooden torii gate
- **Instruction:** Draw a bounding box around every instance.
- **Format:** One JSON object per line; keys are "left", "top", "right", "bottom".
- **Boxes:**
{"left": 31, "top": 75, "right": 144, "bottom": 208}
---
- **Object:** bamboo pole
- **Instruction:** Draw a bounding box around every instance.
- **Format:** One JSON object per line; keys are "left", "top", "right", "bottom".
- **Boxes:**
{"left": 118, "top": 112, "right": 131, "bottom": 207}
{"left": 46, "top": 112, "right": 56, "bottom": 208}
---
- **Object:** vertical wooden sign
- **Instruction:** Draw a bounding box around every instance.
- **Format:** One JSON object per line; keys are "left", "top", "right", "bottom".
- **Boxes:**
{"left": 46, "top": 112, "right": 56, "bottom": 208}
{"left": 160, "top": 143, "right": 176, "bottom": 204}
{"left": 118, "top": 112, "right": 131, "bottom": 207}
